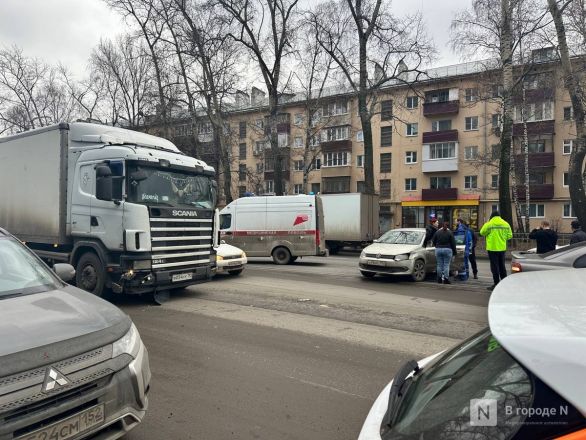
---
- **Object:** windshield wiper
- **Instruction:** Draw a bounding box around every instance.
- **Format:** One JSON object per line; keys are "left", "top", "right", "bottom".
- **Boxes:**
{"left": 384, "top": 359, "right": 420, "bottom": 428}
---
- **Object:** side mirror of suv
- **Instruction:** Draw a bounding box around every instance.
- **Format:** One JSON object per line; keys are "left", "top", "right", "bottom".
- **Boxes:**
{"left": 53, "top": 263, "right": 76, "bottom": 283}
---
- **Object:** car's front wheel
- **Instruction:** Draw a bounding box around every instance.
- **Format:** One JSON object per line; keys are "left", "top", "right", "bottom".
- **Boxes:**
{"left": 411, "top": 259, "right": 426, "bottom": 282}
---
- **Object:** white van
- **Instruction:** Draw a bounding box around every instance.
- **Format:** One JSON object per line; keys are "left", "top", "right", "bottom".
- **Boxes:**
{"left": 219, "top": 195, "right": 328, "bottom": 264}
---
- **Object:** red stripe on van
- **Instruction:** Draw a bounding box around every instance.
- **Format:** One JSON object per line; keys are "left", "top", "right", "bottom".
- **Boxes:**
{"left": 227, "top": 230, "right": 317, "bottom": 237}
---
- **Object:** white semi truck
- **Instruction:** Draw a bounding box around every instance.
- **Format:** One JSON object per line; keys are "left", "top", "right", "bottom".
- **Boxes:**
{"left": 0, "top": 122, "right": 218, "bottom": 301}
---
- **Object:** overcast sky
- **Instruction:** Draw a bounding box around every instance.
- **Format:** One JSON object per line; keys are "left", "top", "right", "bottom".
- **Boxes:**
{"left": 0, "top": 0, "right": 472, "bottom": 79}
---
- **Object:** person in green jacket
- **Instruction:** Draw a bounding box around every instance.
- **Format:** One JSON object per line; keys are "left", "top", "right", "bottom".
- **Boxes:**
{"left": 480, "top": 211, "right": 513, "bottom": 291}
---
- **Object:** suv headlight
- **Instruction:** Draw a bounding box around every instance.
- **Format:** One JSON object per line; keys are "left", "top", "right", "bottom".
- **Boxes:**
{"left": 395, "top": 254, "right": 409, "bottom": 261}
{"left": 113, "top": 323, "right": 141, "bottom": 358}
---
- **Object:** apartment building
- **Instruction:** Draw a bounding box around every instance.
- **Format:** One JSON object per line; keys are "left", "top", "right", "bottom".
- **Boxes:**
{"left": 161, "top": 57, "right": 579, "bottom": 233}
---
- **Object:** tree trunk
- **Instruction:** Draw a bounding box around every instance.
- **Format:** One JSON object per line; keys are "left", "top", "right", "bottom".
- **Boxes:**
{"left": 358, "top": 36, "right": 374, "bottom": 194}
{"left": 548, "top": 0, "right": 586, "bottom": 226}
{"left": 217, "top": 129, "right": 233, "bottom": 204}
{"left": 269, "top": 91, "right": 285, "bottom": 195}
{"left": 498, "top": 0, "right": 514, "bottom": 225}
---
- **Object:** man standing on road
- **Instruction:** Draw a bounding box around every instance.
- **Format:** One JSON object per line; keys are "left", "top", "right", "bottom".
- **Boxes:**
{"left": 570, "top": 220, "right": 586, "bottom": 244}
{"left": 529, "top": 220, "right": 558, "bottom": 254}
{"left": 433, "top": 222, "right": 457, "bottom": 284}
{"left": 480, "top": 211, "right": 513, "bottom": 291}
{"left": 424, "top": 216, "right": 438, "bottom": 247}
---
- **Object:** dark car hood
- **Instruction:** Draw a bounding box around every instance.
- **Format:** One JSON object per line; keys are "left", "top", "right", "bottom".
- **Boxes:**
{"left": 0, "top": 285, "right": 130, "bottom": 377}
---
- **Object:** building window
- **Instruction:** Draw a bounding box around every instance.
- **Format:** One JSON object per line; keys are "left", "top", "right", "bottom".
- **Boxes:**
{"left": 380, "top": 153, "right": 392, "bottom": 173}
{"left": 294, "top": 136, "right": 304, "bottom": 148}
{"left": 294, "top": 184, "right": 303, "bottom": 194}
{"left": 264, "top": 180, "right": 274, "bottom": 193}
{"left": 563, "top": 139, "right": 574, "bottom": 155}
{"left": 464, "top": 175, "right": 478, "bottom": 189}
{"left": 491, "top": 174, "right": 499, "bottom": 188}
{"left": 324, "top": 151, "right": 349, "bottom": 167}
{"left": 324, "top": 100, "right": 348, "bottom": 116}
{"left": 256, "top": 162, "right": 263, "bottom": 173}
{"left": 465, "top": 88, "right": 478, "bottom": 102}
{"left": 528, "top": 203, "right": 545, "bottom": 218}
{"left": 239, "top": 143, "right": 247, "bottom": 159}
{"left": 430, "top": 176, "right": 452, "bottom": 189}
{"left": 464, "top": 145, "right": 478, "bottom": 160}
{"left": 491, "top": 203, "right": 499, "bottom": 212}
{"left": 465, "top": 116, "right": 479, "bottom": 131}
{"left": 380, "top": 179, "right": 391, "bottom": 197}
{"left": 294, "top": 160, "right": 304, "bottom": 171}
{"left": 405, "top": 178, "right": 417, "bottom": 191}
{"left": 357, "top": 155, "right": 364, "bottom": 167}
{"left": 491, "top": 144, "right": 500, "bottom": 160}
{"left": 406, "top": 123, "right": 418, "bottom": 136}
{"left": 239, "top": 164, "right": 247, "bottom": 181}
{"left": 514, "top": 101, "right": 554, "bottom": 122}
{"left": 491, "top": 114, "right": 501, "bottom": 127}
{"left": 528, "top": 140, "right": 546, "bottom": 153}
{"left": 357, "top": 130, "right": 364, "bottom": 142}
{"left": 563, "top": 203, "right": 576, "bottom": 218}
{"left": 255, "top": 119, "right": 264, "bottom": 129}
{"left": 357, "top": 181, "right": 366, "bottom": 193}
{"left": 255, "top": 141, "right": 267, "bottom": 154}
{"left": 278, "top": 133, "right": 289, "bottom": 148}
{"left": 294, "top": 113, "right": 304, "bottom": 125}
{"left": 198, "top": 122, "right": 212, "bottom": 134}
{"left": 405, "top": 151, "right": 417, "bottom": 164}
{"left": 406, "top": 96, "right": 419, "bottom": 109}
{"left": 239, "top": 121, "right": 247, "bottom": 139}
{"left": 425, "top": 89, "right": 450, "bottom": 103}
{"left": 529, "top": 172, "right": 546, "bottom": 185}
{"left": 174, "top": 124, "right": 192, "bottom": 137}
{"left": 323, "top": 125, "right": 349, "bottom": 141}
{"left": 429, "top": 142, "right": 456, "bottom": 159}
{"left": 432, "top": 119, "right": 452, "bottom": 132}
{"left": 311, "top": 183, "right": 321, "bottom": 194}
{"left": 323, "top": 177, "right": 350, "bottom": 193}
{"left": 238, "top": 186, "right": 247, "bottom": 198}
{"left": 563, "top": 172, "right": 569, "bottom": 187}
{"left": 381, "top": 126, "right": 393, "bottom": 147}
{"left": 310, "top": 157, "right": 322, "bottom": 170}
{"left": 381, "top": 100, "right": 393, "bottom": 121}
{"left": 564, "top": 106, "right": 573, "bottom": 121}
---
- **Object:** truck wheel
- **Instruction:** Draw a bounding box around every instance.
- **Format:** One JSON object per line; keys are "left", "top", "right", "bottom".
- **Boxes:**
{"left": 411, "top": 259, "right": 426, "bottom": 282}
{"left": 76, "top": 252, "right": 106, "bottom": 296}
{"left": 361, "top": 271, "right": 376, "bottom": 278}
{"left": 272, "top": 247, "right": 292, "bottom": 265}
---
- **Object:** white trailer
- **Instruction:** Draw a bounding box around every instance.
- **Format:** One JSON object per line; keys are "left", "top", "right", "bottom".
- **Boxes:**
{"left": 0, "top": 122, "right": 218, "bottom": 300}
{"left": 320, "top": 193, "right": 379, "bottom": 254}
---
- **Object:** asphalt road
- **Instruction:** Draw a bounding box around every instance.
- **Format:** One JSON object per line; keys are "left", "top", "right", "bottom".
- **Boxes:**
{"left": 117, "top": 253, "right": 494, "bottom": 440}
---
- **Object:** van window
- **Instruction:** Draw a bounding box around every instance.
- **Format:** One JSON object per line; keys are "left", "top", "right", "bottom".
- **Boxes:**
{"left": 220, "top": 214, "right": 232, "bottom": 230}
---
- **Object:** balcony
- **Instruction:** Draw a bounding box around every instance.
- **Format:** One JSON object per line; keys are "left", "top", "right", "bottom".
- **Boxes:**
{"left": 514, "top": 152, "right": 555, "bottom": 168}
{"left": 422, "top": 144, "right": 458, "bottom": 173}
{"left": 512, "top": 120, "right": 555, "bottom": 136}
{"left": 422, "top": 129, "right": 458, "bottom": 144}
{"left": 264, "top": 113, "right": 291, "bottom": 135}
{"left": 321, "top": 165, "right": 352, "bottom": 177}
{"left": 515, "top": 184, "right": 554, "bottom": 200}
{"left": 423, "top": 100, "right": 459, "bottom": 117}
{"left": 512, "top": 88, "right": 555, "bottom": 104}
{"left": 320, "top": 139, "right": 352, "bottom": 152}
{"left": 422, "top": 188, "right": 458, "bottom": 201}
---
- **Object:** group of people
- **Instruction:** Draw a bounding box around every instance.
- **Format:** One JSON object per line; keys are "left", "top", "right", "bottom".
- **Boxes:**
{"left": 425, "top": 212, "right": 586, "bottom": 291}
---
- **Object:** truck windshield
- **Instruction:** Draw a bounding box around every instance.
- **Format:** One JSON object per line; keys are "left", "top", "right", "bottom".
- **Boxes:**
{"left": 0, "top": 238, "right": 61, "bottom": 298}
{"left": 127, "top": 165, "right": 216, "bottom": 209}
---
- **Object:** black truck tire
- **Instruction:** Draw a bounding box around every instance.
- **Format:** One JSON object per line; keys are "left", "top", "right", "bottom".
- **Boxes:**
{"left": 76, "top": 252, "right": 106, "bottom": 297}
{"left": 272, "top": 246, "right": 292, "bottom": 265}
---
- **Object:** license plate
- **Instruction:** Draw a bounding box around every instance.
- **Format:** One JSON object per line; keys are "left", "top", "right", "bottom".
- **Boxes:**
{"left": 368, "top": 260, "right": 386, "bottom": 266}
{"left": 228, "top": 261, "right": 241, "bottom": 266}
{"left": 172, "top": 272, "right": 193, "bottom": 282}
{"left": 17, "top": 404, "right": 104, "bottom": 440}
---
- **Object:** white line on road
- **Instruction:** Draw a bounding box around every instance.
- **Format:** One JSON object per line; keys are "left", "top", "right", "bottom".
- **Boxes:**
{"left": 284, "top": 375, "right": 371, "bottom": 400}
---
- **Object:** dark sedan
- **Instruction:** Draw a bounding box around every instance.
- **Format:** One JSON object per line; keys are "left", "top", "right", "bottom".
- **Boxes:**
{"left": 511, "top": 241, "right": 586, "bottom": 273}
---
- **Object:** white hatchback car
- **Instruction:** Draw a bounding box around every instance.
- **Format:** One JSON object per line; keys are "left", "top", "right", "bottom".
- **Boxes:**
{"left": 359, "top": 269, "right": 586, "bottom": 439}
{"left": 214, "top": 242, "right": 247, "bottom": 276}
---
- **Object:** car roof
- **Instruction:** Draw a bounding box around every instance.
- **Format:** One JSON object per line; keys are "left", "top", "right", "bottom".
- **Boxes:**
{"left": 488, "top": 269, "right": 586, "bottom": 415}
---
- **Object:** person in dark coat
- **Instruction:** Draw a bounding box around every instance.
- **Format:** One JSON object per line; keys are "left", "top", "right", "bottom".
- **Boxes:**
{"left": 423, "top": 216, "right": 438, "bottom": 247}
{"left": 432, "top": 222, "right": 457, "bottom": 284}
{"left": 528, "top": 220, "right": 558, "bottom": 254}
{"left": 570, "top": 220, "right": 586, "bottom": 244}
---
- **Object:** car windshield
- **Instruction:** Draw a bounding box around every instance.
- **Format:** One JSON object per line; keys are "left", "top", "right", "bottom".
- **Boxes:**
{"left": 0, "top": 238, "right": 61, "bottom": 298}
{"left": 127, "top": 164, "right": 216, "bottom": 209}
{"left": 382, "top": 329, "right": 533, "bottom": 440}
{"left": 378, "top": 230, "right": 424, "bottom": 245}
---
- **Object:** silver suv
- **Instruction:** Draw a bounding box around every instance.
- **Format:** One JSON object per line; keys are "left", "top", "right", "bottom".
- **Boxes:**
{"left": 0, "top": 228, "right": 150, "bottom": 440}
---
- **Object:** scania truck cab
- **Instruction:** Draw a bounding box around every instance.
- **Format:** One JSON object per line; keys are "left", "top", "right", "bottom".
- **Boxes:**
{"left": 0, "top": 122, "right": 218, "bottom": 301}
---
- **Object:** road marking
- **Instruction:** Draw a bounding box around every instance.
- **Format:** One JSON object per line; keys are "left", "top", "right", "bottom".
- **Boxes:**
{"left": 284, "top": 376, "right": 371, "bottom": 400}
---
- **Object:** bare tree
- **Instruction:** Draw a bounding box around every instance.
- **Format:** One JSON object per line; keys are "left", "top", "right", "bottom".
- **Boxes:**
{"left": 309, "top": 0, "right": 433, "bottom": 194}
{"left": 547, "top": 0, "right": 586, "bottom": 225}
{"left": 218, "top": 0, "right": 300, "bottom": 196}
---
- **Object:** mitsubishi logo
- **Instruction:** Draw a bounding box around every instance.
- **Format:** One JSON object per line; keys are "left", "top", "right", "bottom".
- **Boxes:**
{"left": 42, "top": 367, "right": 70, "bottom": 393}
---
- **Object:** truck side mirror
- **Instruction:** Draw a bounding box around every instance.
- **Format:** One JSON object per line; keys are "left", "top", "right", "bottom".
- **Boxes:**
{"left": 96, "top": 164, "right": 113, "bottom": 201}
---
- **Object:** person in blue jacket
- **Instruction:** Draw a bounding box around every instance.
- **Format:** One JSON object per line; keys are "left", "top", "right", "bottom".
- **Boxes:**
{"left": 455, "top": 218, "right": 473, "bottom": 281}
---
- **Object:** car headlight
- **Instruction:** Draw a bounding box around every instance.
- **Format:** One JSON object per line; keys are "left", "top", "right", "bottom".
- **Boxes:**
{"left": 133, "top": 259, "right": 152, "bottom": 270}
{"left": 360, "top": 250, "right": 366, "bottom": 258}
{"left": 112, "top": 323, "right": 141, "bottom": 358}
{"left": 241, "top": 251, "right": 246, "bottom": 258}
{"left": 395, "top": 254, "right": 409, "bottom": 261}
{"left": 216, "top": 255, "right": 224, "bottom": 261}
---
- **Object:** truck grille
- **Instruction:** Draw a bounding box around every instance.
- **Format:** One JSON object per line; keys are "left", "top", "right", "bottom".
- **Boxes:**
{"left": 149, "top": 217, "right": 212, "bottom": 269}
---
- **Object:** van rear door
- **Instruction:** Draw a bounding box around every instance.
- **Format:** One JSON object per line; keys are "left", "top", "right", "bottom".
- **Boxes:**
{"left": 315, "top": 195, "right": 326, "bottom": 255}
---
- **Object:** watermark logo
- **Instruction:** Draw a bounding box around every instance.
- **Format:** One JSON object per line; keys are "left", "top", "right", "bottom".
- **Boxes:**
{"left": 470, "top": 399, "right": 497, "bottom": 426}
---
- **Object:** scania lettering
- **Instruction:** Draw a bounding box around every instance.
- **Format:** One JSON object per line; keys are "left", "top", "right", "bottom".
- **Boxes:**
{"left": 0, "top": 122, "right": 219, "bottom": 300}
